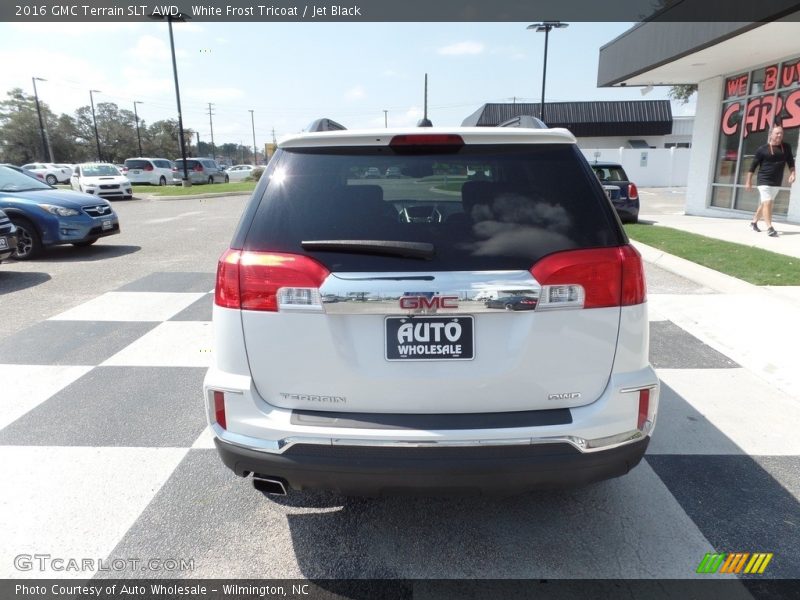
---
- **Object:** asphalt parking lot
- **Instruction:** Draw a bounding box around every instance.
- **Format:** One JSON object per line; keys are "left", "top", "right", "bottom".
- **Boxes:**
{"left": 1, "top": 193, "right": 798, "bottom": 588}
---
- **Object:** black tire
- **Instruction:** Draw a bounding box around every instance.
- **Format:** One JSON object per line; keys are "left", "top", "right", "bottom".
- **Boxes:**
{"left": 208, "top": 176, "right": 214, "bottom": 184}
{"left": 159, "top": 176, "right": 167, "bottom": 186}
{"left": 72, "top": 238, "right": 98, "bottom": 247}
{"left": 45, "top": 174, "right": 58, "bottom": 185}
{"left": 224, "top": 174, "right": 229, "bottom": 183}
{"left": 504, "top": 303, "right": 514, "bottom": 310}
{"left": 11, "top": 218, "right": 42, "bottom": 260}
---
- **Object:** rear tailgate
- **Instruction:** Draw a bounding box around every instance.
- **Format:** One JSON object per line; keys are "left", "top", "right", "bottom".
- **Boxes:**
{"left": 240, "top": 268, "right": 621, "bottom": 413}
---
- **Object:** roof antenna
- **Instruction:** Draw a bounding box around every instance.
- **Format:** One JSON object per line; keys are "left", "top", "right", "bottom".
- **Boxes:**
{"left": 417, "top": 73, "right": 433, "bottom": 127}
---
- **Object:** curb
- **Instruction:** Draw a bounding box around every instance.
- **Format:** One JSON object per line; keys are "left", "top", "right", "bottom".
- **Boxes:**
{"left": 631, "top": 240, "right": 757, "bottom": 295}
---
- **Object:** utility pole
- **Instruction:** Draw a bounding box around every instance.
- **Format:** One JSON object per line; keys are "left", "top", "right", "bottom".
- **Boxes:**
{"left": 207, "top": 103, "right": 215, "bottom": 160}
{"left": 195, "top": 131, "right": 200, "bottom": 156}
{"left": 32, "top": 77, "right": 50, "bottom": 161}
{"left": 133, "top": 101, "right": 143, "bottom": 156}
{"left": 249, "top": 109, "right": 257, "bottom": 165}
{"left": 383, "top": 110, "right": 388, "bottom": 128}
{"left": 89, "top": 89, "right": 102, "bottom": 161}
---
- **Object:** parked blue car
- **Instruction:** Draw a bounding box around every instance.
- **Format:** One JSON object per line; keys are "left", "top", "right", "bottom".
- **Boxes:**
{"left": 0, "top": 165, "right": 120, "bottom": 260}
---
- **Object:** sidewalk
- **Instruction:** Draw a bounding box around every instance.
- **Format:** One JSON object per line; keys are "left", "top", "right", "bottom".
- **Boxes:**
{"left": 635, "top": 190, "right": 800, "bottom": 399}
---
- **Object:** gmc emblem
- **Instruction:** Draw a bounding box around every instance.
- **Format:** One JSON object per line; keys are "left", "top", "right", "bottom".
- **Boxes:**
{"left": 399, "top": 295, "right": 459, "bottom": 310}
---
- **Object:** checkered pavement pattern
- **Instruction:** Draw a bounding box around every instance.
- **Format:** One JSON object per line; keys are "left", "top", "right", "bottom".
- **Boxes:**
{"left": 1, "top": 272, "right": 798, "bottom": 581}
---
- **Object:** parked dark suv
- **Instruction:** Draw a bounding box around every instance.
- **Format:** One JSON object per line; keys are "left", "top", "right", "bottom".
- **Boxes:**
{"left": 204, "top": 123, "right": 658, "bottom": 496}
{"left": 591, "top": 161, "right": 640, "bottom": 223}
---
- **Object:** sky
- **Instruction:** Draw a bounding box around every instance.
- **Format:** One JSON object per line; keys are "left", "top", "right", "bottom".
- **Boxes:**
{"left": 0, "top": 21, "right": 696, "bottom": 151}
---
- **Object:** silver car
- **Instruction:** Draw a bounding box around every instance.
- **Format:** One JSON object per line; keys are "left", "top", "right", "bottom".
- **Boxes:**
{"left": 173, "top": 158, "right": 229, "bottom": 184}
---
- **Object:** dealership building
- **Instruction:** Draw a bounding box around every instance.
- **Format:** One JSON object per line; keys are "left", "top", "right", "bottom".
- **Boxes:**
{"left": 598, "top": 16, "right": 800, "bottom": 223}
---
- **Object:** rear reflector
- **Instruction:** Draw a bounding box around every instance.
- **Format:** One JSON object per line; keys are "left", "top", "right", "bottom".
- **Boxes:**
{"left": 637, "top": 388, "right": 650, "bottom": 430}
{"left": 531, "top": 245, "right": 646, "bottom": 309}
{"left": 213, "top": 390, "right": 226, "bottom": 430}
{"left": 215, "top": 250, "right": 330, "bottom": 312}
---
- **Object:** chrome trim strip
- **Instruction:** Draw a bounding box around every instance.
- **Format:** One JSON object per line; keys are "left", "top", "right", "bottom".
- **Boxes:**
{"left": 319, "top": 269, "right": 541, "bottom": 315}
{"left": 619, "top": 384, "right": 659, "bottom": 394}
{"left": 212, "top": 425, "right": 649, "bottom": 456}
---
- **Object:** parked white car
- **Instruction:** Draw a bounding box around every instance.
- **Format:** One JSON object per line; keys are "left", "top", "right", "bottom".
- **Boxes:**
{"left": 21, "top": 162, "right": 72, "bottom": 185}
{"left": 225, "top": 164, "right": 257, "bottom": 182}
{"left": 70, "top": 163, "right": 133, "bottom": 200}
{"left": 123, "top": 157, "right": 174, "bottom": 186}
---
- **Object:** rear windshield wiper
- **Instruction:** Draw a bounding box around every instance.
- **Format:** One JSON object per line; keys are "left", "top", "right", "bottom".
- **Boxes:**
{"left": 301, "top": 240, "right": 434, "bottom": 260}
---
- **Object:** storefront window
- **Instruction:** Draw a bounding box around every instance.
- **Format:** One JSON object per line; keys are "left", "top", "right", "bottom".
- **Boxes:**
{"left": 715, "top": 102, "right": 742, "bottom": 184}
{"left": 712, "top": 57, "right": 799, "bottom": 217}
{"left": 710, "top": 185, "right": 733, "bottom": 209}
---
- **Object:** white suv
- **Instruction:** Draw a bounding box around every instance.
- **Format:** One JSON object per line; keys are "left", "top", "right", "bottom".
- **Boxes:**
{"left": 123, "top": 158, "right": 174, "bottom": 186}
{"left": 203, "top": 123, "right": 659, "bottom": 496}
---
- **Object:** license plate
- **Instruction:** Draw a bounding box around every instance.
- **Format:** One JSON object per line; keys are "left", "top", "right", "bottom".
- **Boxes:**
{"left": 132, "top": 170, "right": 141, "bottom": 174}
{"left": 385, "top": 316, "right": 474, "bottom": 361}
{"left": 0, "top": 238, "right": 7, "bottom": 250}
{"left": 102, "top": 220, "right": 112, "bottom": 230}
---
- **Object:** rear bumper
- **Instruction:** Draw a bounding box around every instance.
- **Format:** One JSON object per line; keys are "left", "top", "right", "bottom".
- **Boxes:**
{"left": 0, "top": 231, "right": 17, "bottom": 262}
{"left": 214, "top": 435, "right": 650, "bottom": 495}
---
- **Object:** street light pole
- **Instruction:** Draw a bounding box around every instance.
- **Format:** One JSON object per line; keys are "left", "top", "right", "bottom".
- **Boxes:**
{"left": 383, "top": 110, "right": 388, "bottom": 128}
{"left": 89, "top": 89, "right": 102, "bottom": 161}
{"left": 208, "top": 103, "right": 216, "bottom": 160}
{"left": 149, "top": 11, "right": 192, "bottom": 186}
{"left": 527, "top": 21, "right": 568, "bottom": 123}
{"left": 133, "top": 101, "right": 143, "bottom": 156}
{"left": 32, "top": 77, "right": 50, "bottom": 162}
{"left": 249, "top": 110, "right": 257, "bottom": 165}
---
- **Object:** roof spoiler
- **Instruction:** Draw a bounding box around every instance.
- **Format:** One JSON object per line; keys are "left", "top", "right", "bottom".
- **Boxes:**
{"left": 304, "top": 118, "right": 347, "bottom": 132}
{"left": 497, "top": 115, "right": 548, "bottom": 129}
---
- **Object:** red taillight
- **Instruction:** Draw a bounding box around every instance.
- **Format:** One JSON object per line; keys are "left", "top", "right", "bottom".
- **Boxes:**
{"left": 389, "top": 134, "right": 464, "bottom": 148}
{"left": 144, "top": 164, "right": 153, "bottom": 171}
{"left": 628, "top": 183, "right": 639, "bottom": 200}
{"left": 620, "top": 245, "right": 647, "bottom": 305}
{"left": 531, "top": 245, "right": 646, "bottom": 309}
{"left": 214, "top": 250, "right": 330, "bottom": 312}
{"left": 215, "top": 249, "right": 241, "bottom": 308}
{"left": 121, "top": 167, "right": 128, "bottom": 174}
{"left": 213, "top": 390, "right": 226, "bottom": 430}
{"left": 637, "top": 388, "right": 650, "bottom": 430}
{"left": 194, "top": 163, "right": 204, "bottom": 172}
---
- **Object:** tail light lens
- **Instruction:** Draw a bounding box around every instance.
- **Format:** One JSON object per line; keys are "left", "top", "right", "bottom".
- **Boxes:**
{"left": 121, "top": 167, "right": 128, "bottom": 174}
{"left": 213, "top": 390, "right": 226, "bottom": 430}
{"left": 144, "top": 164, "right": 153, "bottom": 171}
{"left": 637, "top": 388, "right": 650, "bottom": 430}
{"left": 194, "top": 163, "right": 204, "bottom": 172}
{"left": 531, "top": 245, "right": 646, "bottom": 310}
{"left": 215, "top": 250, "right": 330, "bottom": 312}
{"left": 628, "top": 183, "right": 639, "bottom": 200}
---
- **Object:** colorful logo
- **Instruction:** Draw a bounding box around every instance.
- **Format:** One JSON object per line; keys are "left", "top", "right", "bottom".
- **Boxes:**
{"left": 696, "top": 552, "right": 773, "bottom": 574}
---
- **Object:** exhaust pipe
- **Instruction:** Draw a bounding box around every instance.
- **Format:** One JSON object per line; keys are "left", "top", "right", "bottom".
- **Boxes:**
{"left": 252, "top": 474, "right": 288, "bottom": 495}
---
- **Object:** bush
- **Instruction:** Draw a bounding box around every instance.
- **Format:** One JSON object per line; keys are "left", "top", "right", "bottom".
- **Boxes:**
{"left": 250, "top": 167, "right": 265, "bottom": 180}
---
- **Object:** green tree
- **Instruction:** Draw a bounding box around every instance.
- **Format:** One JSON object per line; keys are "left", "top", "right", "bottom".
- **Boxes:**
{"left": 143, "top": 119, "right": 194, "bottom": 160}
{"left": 0, "top": 88, "right": 48, "bottom": 164}
{"left": 668, "top": 84, "right": 697, "bottom": 104}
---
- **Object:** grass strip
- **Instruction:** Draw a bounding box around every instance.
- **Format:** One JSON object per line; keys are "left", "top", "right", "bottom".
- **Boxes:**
{"left": 624, "top": 223, "right": 800, "bottom": 286}
{"left": 132, "top": 181, "right": 257, "bottom": 196}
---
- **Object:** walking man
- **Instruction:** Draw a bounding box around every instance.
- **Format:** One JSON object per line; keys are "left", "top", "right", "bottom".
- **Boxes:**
{"left": 745, "top": 125, "right": 796, "bottom": 237}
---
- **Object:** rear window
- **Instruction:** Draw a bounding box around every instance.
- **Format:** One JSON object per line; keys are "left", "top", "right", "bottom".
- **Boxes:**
{"left": 241, "top": 144, "right": 623, "bottom": 272}
{"left": 124, "top": 159, "right": 150, "bottom": 169}
{"left": 592, "top": 165, "right": 629, "bottom": 182}
{"left": 175, "top": 160, "right": 199, "bottom": 169}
